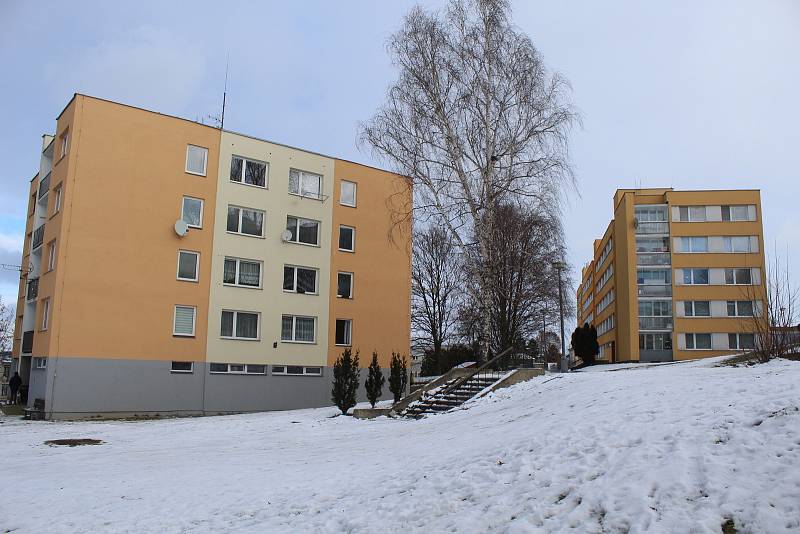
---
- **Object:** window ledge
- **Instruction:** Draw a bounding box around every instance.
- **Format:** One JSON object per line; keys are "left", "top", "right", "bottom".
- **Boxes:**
{"left": 283, "top": 290, "right": 319, "bottom": 296}
{"left": 288, "top": 191, "right": 325, "bottom": 202}
{"left": 220, "top": 337, "right": 261, "bottom": 342}
{"left": 226, "top": 231, "right": 266, "bottom": 240}
{"left": 285, "top": 241, "right": 321, "bottom": 248}
{"left": 338, "top": 248, "right": 355, "bottom": 253}
{"left": 281, "top": 340, "right": 317, "bottom": 345}
{"left": 185, "top": 170, "right": 206, "bottom": 177}
{"left": 231, "top": 180, "right": 269, "bottom": 190}
{"left": 222, "top": 283, "right": 263, "bottom": 290}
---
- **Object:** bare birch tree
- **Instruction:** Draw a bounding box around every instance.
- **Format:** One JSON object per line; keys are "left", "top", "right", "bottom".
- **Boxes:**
{"left": 412, "top": 225, "right": 461, "bottom": 356}
{"left": 0, "top": 297, "right": 14, "bottom": 353}
{"left": 361, "top": 0, "right": 578, "bottom": 361}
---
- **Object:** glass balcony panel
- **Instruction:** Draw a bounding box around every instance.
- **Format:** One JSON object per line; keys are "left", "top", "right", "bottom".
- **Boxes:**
{"left": 639, "top": 316, "right": 673, "bottom": 330}
{"left": 636, "top": 253, "right": 671, "bottom": 266}
{"left": 637, "top": 284, "right": 672, "bottom": 297}
{"left": 635, "top": 221, "right": 670, "bottom": 235}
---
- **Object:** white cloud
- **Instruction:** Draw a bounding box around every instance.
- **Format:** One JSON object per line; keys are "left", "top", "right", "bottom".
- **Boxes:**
{"left": 0, "top": 232, "right": 23, "bottom": 254}
{"left": 44, "top": 25, "right": 209, "bottom": 114}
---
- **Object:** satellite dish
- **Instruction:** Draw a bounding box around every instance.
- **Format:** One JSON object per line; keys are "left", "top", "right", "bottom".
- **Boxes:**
{"left": 174, "top": 219, "right": 189, "bottom": 237}
{"left": 281, "top": 230, "right": 293, "bottom": 242}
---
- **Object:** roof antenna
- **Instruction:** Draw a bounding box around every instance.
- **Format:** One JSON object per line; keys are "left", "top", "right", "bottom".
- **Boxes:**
{"left": 220, "top": 54, "right": 229, "bottom": 130}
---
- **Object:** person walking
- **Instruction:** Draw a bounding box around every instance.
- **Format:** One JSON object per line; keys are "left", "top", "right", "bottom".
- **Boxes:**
{"left": 8, "top": 372, "right": 21, "bottom": 405}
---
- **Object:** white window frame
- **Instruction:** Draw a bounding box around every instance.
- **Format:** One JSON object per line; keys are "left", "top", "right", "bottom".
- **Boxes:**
{"left": 173, "top": 305, "right": 196, "bottom": 337}
{"left": 288, "top": 168, "right": 323, "bottom": 200}
{"left": 285, "top": 216, "right": 320, "bottom": 246}
{"left": 53, "top": 184, "right": 63, "bottom": 214}
{"left": 220, "top": 310, "right": 261, "bottom": 341}
{"left": 185, "top": 144, "right": 208, "bottom": 176}
{"left": 335, "top": 318, "right": 353, "bottom": 346}
{"left": 724, "top": 268, "right": 752, "bottom": 285}
{"left": 223, "top": 257, "right": 263, "bottom": 289}
{"left": 681, "top": 236, "right": 708, "bottom": 253}
{"left": 722, "top": 205, "right": 751, "bottom": 222}
{"left": 170, "top": 361, "right": 194, "bottom": 373}
{"left": 41, "top": 298, "right": 51, "bottom": 331}
{"left": 723, "top": 236, "right": 751, "bottom": 253}
{"left": 35, "top": 357, "right": 47, "bottom": 369}
{"left": 230, "top": 155, "right": 269, "bottom": 189}
{"left": 176, "top": 250, "right": 200, "bottom": 282}
{"left": 684, "top": 301, "right": 710, "bottom": 317}
{"left": 337, "top": 271, "right": 354, "bottom": 299}
{"left": 281, "top": 315, "right": 317, "bottom": 344}
{"left": 678, "top": 206, "right": 707, "bottom": 222}
{"left": 683, "top": 268, "right": 709, "bottom": 285}
{"left": 685, "top": 332, "right": 712, "bottom": 350}
{"left": 283, "top": 265, "right": 319, "bottom": 295}
{"left": 271, "top": 365, "right": 323, "bottom": 376}
{"left": 338, "top": 225, "right": 355, "bottom": 252}
{"left": 47, "top": 240, "right": 56, "bottom": 271}
{"left": 340, "top": 180, "right": 357, "bottom": 207}
{"left": 727, "top": 300, "right": 755, "bottom": 317}
{"left": 227, "top": 205, "right": 266, "bottom": 238}
{"left": 728, "top": 332, "right": 755, "bottom": 350}
{"left": 59, "top": 131, "right": 69, "bottom": 160}
{"left": 181, "top": 196, "right": 204, "bottom": 229}
{"left": 209, "top": 363, "right": 267, "bottom": 374}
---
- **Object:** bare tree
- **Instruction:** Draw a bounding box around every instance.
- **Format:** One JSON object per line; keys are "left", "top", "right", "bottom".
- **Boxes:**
{"left": 0, "top": 296, "right": 14, "bottom": 353}
{"left": 743, "top": 251, "right": 799, "bottom": 362}
{"left": 412, "top": 226, "right": 461, "bottom": 357}
{"left": 361, "top": 0, "right": 577, "bottom": 361}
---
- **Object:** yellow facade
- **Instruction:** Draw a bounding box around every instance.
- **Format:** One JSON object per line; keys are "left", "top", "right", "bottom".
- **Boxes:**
{"left": 577, "top": 188, "right": 767, "bottom": 363}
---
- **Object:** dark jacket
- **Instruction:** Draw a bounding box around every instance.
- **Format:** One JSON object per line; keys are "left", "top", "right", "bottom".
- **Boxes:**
{"left": 9, "top": 374, "right": 21, "bottom": 390}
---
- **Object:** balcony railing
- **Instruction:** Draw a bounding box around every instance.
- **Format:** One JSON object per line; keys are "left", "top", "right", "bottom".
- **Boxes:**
{"left": 639, "top": 317, "right": 673, "bottom": 330}
{"left": 635, "top": 221, "right": 669, "bottom": 235}
{"left": 38, "top": 172, "right": 51, "bottom": 200}
{"left": 636, "top": 252, "right": 671, "bottom": 266}
{"left": 637, "top": 284, "right": 672, "bottom": 297}
{"left": 31, "top": 224, "right": 45, "bottom": 251}
{"left": 22, "top": 331, "right": 34, "bottom": 354}
{"left": 26, "top": 277, "right": 39, "bottom": 301}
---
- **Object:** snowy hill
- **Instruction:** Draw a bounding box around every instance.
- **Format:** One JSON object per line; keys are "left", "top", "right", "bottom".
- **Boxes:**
{"left": 2, "top": 357, "right": 798, "bottom": 533}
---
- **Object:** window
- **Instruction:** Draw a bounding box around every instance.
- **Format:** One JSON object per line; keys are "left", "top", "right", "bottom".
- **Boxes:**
{"left": 337, "top": 272, "right": 353, "bottom": 299}
{"left": 272, "top": 365, "right": 323, "bottom": 376}
{"left": 35, "top": 357, "right": 47, "bottom": 369}
{"left": 597, "top": 314, "right": 615, "bottom": 336}
{"left": 725, "top": 268, "right": 752, "bottom": 285}
{"left": 680, "top": 236, "right": 708, "bottom": 253}
{"left": 223, "top": 258, "right": 262, "bottom": 288}
{"left": 281, "top": 315, "right": 316, "bottom": 343}
{"left": 639, "top": 332, "right": 672, "bottom": 351}
{"left": 596, "top": 238, "right": 613, "bottom": 269}
{"left": 597, "top": 290, "right": 614, "bottom": 313}
{"left": 182, "top": 197, "right": 204, "bottom": 228}
{"left": 723, "top": 236, "right": 751, "bottom": 253}
{"left": 171, "top": 361, "right": 194, "bottom": 373}
{"left": 685, "top": 333, "right": 712, "bottom": 350}
{"left": 340, "top": 180, "right": 357, "bottom": 207}
{"left": 288, "top": 169, "right": 322, "bottom": 199}
{"left": 728, "top": 333, "right": 755, "bottom": 350}
{"left": 177, "top": 251, "right": 199, "bottom": 281}
{"left": 684, "top": 301, "right": 710, "bottom": 317}
{"left": 635, "top": 206, "right": 668, "bottom": 222}
{"left": 185, "top": 145, "right": 208, "bottom": 176}
{"left": 637, "top": 268, "right": 670, "bottom": 285}
{"left": 173, "top": 305, "right": 196, "bottom": 337}
{"left": 639, "top": 300, "right": 671, "bottom": 316}
{"left": 285, "top": 216, "right": 319, "bottom": 245}
{"left": 636, "top": 236, "right": 669, "bottom": 253}
{"left": 727, "top": 301, "right": 754, "bottom": 317}
{"left": 59, "top": 131, "right": 69, "bottom": 159}
{"left": 227, "top": 206, "right": 265, "bottom": 237}
{"left": 220, "top": 310, "right": 260, "bottom": 340}
{"left": 283, "top": 265, "right": 318, "bottom": 294}
{"left": 47, "top": 241, "right": 56, "bottom": 271}
{"left": 596, "top": 264, "right": 613, "bottom": 290}
{"left": 335, "top": 319, "right": 352, "bottom": 346}
{"left": 210, "top": 363, "right": 267, "bottom": 374}
{"left": 683, "top": 268, "right": 709, "bottom": 285}
{"left": 41, "top": 298, "right": 50, "bottom": 331}
{"left": 677, "top": 206, "right": 706, "bottom": 222}
{"left": 53, "top": 184, "right": 63, "bottom": 214}
{"left": 722, "top": 205, "right": 751, "bottom": 222}
{"left": 230, "top": 156, "right": 268, "bottom": 188}
{"left": 339, "top": 226, "right": 355, "bottom": 252}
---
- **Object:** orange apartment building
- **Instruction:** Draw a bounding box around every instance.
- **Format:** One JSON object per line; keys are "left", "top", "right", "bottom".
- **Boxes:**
{"left": 576, "top": 188, "right": 767, "bottom": 363}
{"left": 12, "top": 94, "right": 411, "bottom": 418}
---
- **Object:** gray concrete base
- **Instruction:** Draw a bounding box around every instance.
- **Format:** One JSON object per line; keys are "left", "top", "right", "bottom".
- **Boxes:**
{"left": 35, "top": 356, "right": 396, "bottom": 420}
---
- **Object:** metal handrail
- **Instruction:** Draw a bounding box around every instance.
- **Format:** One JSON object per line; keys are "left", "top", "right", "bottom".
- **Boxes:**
{"left": 433, "top": 347, "right": 515, "bottom": 400}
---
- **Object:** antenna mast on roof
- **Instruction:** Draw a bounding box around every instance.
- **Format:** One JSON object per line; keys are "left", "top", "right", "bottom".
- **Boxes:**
{"left": 220, "top": 54, "right": 229, "bottom": 130}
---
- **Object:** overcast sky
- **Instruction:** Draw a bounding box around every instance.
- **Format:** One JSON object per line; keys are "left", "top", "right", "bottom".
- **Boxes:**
{"left": 1, "top": 0, "right": 798, "bottom": 318}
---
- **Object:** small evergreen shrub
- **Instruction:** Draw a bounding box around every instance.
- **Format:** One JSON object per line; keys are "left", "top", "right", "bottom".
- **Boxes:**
{"left": 388, "top": 352, "right": 408, "bottom": 403}
{"left": 365, "top": 351, "right": 385, "bottom": 408}
{"left": 331, "top": 348, "right": 360, "bottom": 415}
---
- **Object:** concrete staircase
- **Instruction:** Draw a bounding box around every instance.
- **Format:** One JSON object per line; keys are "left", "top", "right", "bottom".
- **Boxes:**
{"left": 401, "top": 372, "right": 505, "bottom": 418}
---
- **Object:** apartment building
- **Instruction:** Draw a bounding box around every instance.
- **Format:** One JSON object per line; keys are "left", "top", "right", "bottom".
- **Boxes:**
{"left": 576, "top": 188, "right": 766, "bottom": 363}
{"left": 11, "top": 94, "right": 411, "bottom": 418}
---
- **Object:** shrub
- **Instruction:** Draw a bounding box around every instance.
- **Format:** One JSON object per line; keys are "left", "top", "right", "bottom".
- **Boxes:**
{"left": 388, "top": 352, "right": 408, "bottom": 403}
{"left": 365, "top": 351, "right": 385, "bottom": 408}
{"left": 331, "top": 348, "right": 360, "bottom": 415}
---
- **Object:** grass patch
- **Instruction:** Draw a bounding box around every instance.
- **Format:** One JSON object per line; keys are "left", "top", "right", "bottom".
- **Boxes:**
{"left": 721, "top": 518, "right": 737, "bottom": 533}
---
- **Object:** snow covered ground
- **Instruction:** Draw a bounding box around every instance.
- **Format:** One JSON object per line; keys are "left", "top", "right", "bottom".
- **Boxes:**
{"left": 2, "top": 357, "right": 799, "bottom": 533}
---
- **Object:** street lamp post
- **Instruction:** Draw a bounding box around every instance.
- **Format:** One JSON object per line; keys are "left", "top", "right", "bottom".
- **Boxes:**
{"left": 553, "top": 261, "right": 567, "bottom": 372}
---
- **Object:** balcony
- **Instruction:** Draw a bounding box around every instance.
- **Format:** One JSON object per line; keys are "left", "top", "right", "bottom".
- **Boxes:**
{"left": 635, "top": 221, "right": 669, "bottom": 235}
{"left": 26, "top": 278, "right": 39, "bottom": 301}
{"left": 637, "top": 284, "right": 672, "bottom": 297}
{"left": 38, "top": 172, "right": 51, "bottom": 200}
{"left": 639, "top": 316, "right": 673, "bottom": 330}
{"left": 22, "top": 331, "right": 34, "bottom": 354}
{"left": 31, "top": 224, "right": 45, "bottom": 251}
{"left": 636, "top": 252, "right": 671, "bottom": 266}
